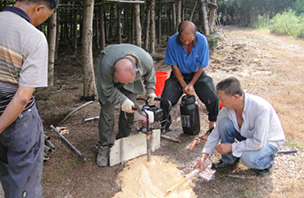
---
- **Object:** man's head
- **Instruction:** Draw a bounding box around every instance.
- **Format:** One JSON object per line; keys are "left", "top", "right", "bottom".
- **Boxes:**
{"left": 113, "top": 57, "right": 137, "bottom": 84}
{"left": 216, "top": 76, "right": 244, "bottom": 109}
{"left": 15, "top": 0, "right": 59, "bottom": 26}
{"left": 178, "top": 21, "right": 197, "bottom": 45}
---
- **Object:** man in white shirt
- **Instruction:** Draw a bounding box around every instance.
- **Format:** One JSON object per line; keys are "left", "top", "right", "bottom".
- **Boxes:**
{"left": 195, "top": 76, "right": 285, "bottom": 176}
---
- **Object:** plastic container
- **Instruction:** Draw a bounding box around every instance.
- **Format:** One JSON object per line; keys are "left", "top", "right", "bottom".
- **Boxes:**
{"left": 180, "top": 95, "right": 200, "bottom": 135}
{"left": 154, "top": 71, "right": 169, "bottom": 96}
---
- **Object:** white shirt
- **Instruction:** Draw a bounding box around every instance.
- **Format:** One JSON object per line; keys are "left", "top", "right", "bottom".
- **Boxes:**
{"left": 203, "top": 93, "right": 285, "bottom": 157}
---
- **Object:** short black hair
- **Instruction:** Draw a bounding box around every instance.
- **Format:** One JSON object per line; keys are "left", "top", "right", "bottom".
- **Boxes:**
{"left": 17, "top": 0, "right": 59, "bottom": 9}
{"left": 216, "top": 76, "right": 243, "bottom": 97}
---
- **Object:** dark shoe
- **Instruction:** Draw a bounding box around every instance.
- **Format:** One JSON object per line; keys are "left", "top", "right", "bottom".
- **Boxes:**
{"left": 205, "top": 127, "right": 214, "bottom": 136}
{"left": 96, "top": 146, "right": 110, "bottom": 167}
{"left": 256, "top": 164, "right": 273, "bottom": 177}
{"left": 211, "top": 158, "right": 240, "bottom": 169}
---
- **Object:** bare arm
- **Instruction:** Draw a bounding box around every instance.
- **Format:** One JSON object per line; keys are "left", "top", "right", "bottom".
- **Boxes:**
{"left": 172, "top": 65, "right": 187, "bottom": 90}
{"left": 0, "top": 86, "right": 34, "bottom": 134}
{"left": 184, "top": 67, "right": 204, "bottom": 95}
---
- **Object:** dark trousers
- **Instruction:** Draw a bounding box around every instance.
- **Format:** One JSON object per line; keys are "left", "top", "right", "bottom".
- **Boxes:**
{"left": 96, "top": 89, "right": 136, "bottom": 148}
{"left": 0, "top": 104, "right": 44, "bottom": 198}
{"left": 160, "top": 70, "right": 219, "bottom": 129}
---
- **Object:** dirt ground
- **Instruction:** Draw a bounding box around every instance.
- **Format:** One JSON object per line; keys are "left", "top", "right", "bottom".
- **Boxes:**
{"left": 2, "top": 26, "right": 303, "bottom": 198}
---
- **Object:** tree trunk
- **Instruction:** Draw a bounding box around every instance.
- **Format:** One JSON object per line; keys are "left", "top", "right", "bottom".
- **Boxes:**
{"left": 55, "top": 8, "right": 60, "bottom": 61}
{"left": 172, "top": 3, "right": 176, "bottom": 34}
{"left": 104, "top": 7, "right": 107, "bottom": 43}
{"left": 181, "top": 1, "right": 185, "bottom": 22}
{"left": 208, "top": 0, "right": 217, "bottom": 32}
{"left": 149, "top": 0, "right": 155, "bottom": 54}
{"left": 109, "top": 5, "right": 115, "bottom": 39}
{"left": 130, "top": 7, "right": 134, "bottom": 44}
{"left": 157, "top": 8, "right": 161, "bottom": 45}
{"left": 189, "top": 2, "right": 197, "bottom": 21}
{"left": 171, "top": 3, "right": 177, "bottom": 35}
{"left": 99, "top": 4, "right": 105, "bottom": 50}
{"left": 117, "top": 4, "right": 122, "bottom": 44}
{"left": 176, "top": 0, "right": 182, "bottom": 30}
{"left": 95, "top": 8, "right": 100, "bottom": 49}
{"left": 134, "top": 3, "right": 141, "bottom": 47}
{"left": 81, "top": 0, "right": 96, "bottom": 100}
{"left": 48, "top": 10, "right": 57, "bottom": 87}
{"left": 73, "top": 10, "right": 78, "bottom": 54}
{"left": 144, "top": 2, "right": 151, "bottom": 51}
{"left": 200, "top": 2, "right": 209, "bottom": 35}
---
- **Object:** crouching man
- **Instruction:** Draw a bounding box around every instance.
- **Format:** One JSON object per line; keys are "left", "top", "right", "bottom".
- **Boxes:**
{"left": 95, "top": 44, "right": 156, "bottom": 167}
{"left": 195, "top": 76, "right": 285, "bottom": 176}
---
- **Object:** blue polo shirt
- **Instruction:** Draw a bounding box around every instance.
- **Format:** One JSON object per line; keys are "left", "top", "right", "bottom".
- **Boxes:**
{"left": 164, "top": 32, "right": 209, "bottom": 74}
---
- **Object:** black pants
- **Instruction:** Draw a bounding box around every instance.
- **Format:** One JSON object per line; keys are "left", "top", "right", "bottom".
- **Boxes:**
{"left": 96, "top": 89, "right": 136, "bottom": 148}
{"left": 160, "top": 70, "right": 219, "bottom": 129}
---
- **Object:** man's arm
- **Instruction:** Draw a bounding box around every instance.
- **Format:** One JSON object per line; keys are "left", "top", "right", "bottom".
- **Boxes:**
{"left": 0, "top": 86, "right": 34, "bottom": 134}
{"left": 172, "top": 65, "right": 187, "bottom": 92}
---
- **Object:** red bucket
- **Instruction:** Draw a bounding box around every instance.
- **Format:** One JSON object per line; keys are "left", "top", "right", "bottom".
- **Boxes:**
{"left": 154, "top": 71, "right": 169, "bottom": 96}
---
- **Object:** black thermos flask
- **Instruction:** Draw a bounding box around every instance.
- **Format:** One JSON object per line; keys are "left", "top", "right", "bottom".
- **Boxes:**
{"left": 180, "top": 95, "right": 200, "bottom": 135}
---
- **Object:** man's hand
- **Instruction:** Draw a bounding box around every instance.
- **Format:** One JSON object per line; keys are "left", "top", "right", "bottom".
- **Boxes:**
{"left": 215, "top": 143, "right": 232, "bottom": 155}
{"left": 194, "top": 153, "right": 209, "bottom": 172}
{"left": 146, "top": 92, "right": 157, "bottom": 105}
{"left": 184, "top": 84, "right": 195, "bottom": 95}
{"left": 121, "top": 98, "right": 135, "bottom": 113}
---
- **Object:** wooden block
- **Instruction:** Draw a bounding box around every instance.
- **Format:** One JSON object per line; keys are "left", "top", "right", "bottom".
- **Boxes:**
{"left": 109, "top": 129, "right": 160, "bottom": 166}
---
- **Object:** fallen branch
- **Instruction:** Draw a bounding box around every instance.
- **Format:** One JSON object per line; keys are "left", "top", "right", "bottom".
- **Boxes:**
{"left": 57, "top": 101, "right": 94, "bottom": 127}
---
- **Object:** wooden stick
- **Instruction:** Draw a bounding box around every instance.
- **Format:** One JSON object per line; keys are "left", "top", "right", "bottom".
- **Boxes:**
{"left": 161, "top": 135, "right": 181, "bottom": 143}
{"left": 166, "top": 169, "right": 200, "bottom": 194}
{"left": 166, "top": 160, "right": 211, "bottom": 194}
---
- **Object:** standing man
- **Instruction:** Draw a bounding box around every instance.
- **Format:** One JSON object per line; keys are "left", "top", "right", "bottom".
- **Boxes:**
{"left": 0, "top": 0, "right": 58, "bottom": 197}
{"left": 96, "top": 44, "right": 156, "bottom": 167}
{"left": 161, "top": 21, "right": 219, "bottom": 134}
{"left": 195, "top": 76, "right": 285, "bottom": 176}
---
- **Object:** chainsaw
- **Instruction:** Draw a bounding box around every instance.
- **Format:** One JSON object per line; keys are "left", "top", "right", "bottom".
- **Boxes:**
{"left": 132, "top": 97, "right": 172, "bottom": 162}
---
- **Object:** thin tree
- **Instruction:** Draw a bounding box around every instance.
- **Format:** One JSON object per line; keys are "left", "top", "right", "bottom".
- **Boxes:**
{"left": 48, "top": 10, "right": 57, "bottom": 87}
{"left": 149, "top": 0, "right": 155, "bottom": 54}
{"left": 81, "top": 0, "right": 96, "bottom": 100}
{"left": 134, "top": 3, "right": 142, "bottom": 47}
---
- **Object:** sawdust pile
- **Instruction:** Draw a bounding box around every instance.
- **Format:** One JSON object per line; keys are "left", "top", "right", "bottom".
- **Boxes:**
{"left": 113, "top": 155, "right": 197, "bottom": 198}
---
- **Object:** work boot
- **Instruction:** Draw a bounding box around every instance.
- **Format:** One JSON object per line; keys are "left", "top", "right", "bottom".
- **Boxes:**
{"left": 96, "top": 146, "right": 110, "bottom": 167}
{"left": 256, "top": 164, "right": 273, "bottom": 177}
{"left": 211, "top": 158, "right": 240, "bottom": 169}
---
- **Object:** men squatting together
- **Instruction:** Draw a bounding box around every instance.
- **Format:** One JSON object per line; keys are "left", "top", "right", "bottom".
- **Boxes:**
{"left": 0, "top": 0, "right": 59, "bottom": 197}
{"left": 195, "top": 76, "right": 285, "bottom": 176}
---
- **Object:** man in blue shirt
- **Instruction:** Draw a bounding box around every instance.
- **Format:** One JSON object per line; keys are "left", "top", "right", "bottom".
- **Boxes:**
{"left": 160, "top": 21, "right": 219, "bottom": 134}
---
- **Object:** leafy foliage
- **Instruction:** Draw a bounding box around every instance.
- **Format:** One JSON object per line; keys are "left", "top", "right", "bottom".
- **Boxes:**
{"left": 218, "top": 0, "right": 297, "bottom": 26}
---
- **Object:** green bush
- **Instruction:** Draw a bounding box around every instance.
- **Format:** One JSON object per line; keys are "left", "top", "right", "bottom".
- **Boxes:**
{"left": 255, "top": 10, "right": 304, "bottom": 38}
{"left": 254, "top": 14, "right": 271, "bottom": 29}
{"left": 297, "top": 14, "right": 304, "bottom": 38}
{"left": 269, "top": 11, "right": 299, "bottom": 36}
